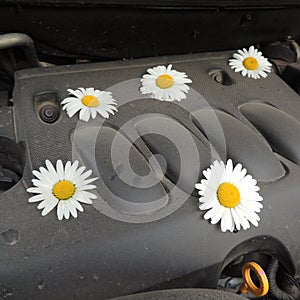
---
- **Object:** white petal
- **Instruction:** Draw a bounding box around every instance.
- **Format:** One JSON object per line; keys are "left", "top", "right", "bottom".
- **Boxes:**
{"left": 56, "top": 160, "right": 65, "bottom": 180}
{"left": 41, "top": 198, "right": 59, "bottom": 216}
{"left": 67, "top": 88, "right": 84, "bottom": 99}
{"left": 27, "top": 187, "right": 43, "bottom": 194}
{"left": 28, "top": 194, "right": 45, "bottom": 203}
{"left": 70, "top": 198, "right": 84, "bottom": 212}
{"left": 67, "top": 201, "right": 78, "bottom": 218}
{"left": 45, "top": 159, "right": 56, "bottom": 174}
{"left": 97, "top": 108, "right": 110, "bottom": 118}
{"left": 91, "top": 109, "right": 97, "bottom": 119}
{"left": 221, "top": 209, "right": 232, "bottom": 232}
{"left": 66, "top": 105, "right": 82, "bottom": 118}
{"left": 204, "top": 203, "right": 221, "bottom": 220}
{"left": 199, "top": 197, "right": 218, "bottom": 210}
{"left": 64, "top": 161, "right": 72, "bottom": 179}
{"left": 79, "top": 184, "right": 97, "bottom": 191}
{"left": 63, "top": 203, "right": 70, "bottom": 219}
{"left": 31, "top": 179, "right": 52, "bottom": 189}
{"left": 211, "top": 205, "right": 225, "bottom": 224}
{"left": 37, "top": 200, "right": 47, "bottom": 210}
{"left": 73, "top": 191, "right": 93, "bottom": 204}
{"left": 57, "top": 201, "right": 64, "bottom": 220}
{"left": 231, "top": 208, "right": 241, "bottom": 231}
{"left": 79, "top": 107, "right": 90, "bottom": 122}
{"left": 38, "top": 167, "right": 56, "bottom": 185}
{"left": 78, "top": 177, "right": 98, "bottom": 187}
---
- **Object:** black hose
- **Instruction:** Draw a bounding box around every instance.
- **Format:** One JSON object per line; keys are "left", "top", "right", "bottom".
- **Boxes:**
{"left": 266, "top": 258, "right": 300, "bottom": 300}
{"left": 0, "top": 33, "right": 42, "bottom": 67}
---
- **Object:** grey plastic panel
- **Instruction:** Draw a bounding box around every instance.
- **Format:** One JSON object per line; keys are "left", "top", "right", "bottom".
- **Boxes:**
{"left": 240, "top": 102, "right": 300, "bottom": 165}
{"left": 135, "top": 115, "right": 213, "bottom": 195}
{"left": 74, "top": 125, "right": 169, "bottom": 215}
{"left": 4, "top": 52, "right": 300, "bottom": 299}
{"left": 193, "top": 109, "right": 285, "bottom": 182}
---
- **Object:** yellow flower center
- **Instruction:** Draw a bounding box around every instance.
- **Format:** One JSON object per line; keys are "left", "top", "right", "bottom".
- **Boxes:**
{"left": 53, "top": 180, "right": 76, "bottom": 200}
{"left": 156, "top": 74, "right": 174, "bottom": 89}
{"left": 243, "top": 57, "right": 259, "bottom": 71}
{"left": 81, "top": 95, "right": 99, "bottom": 107}
{"left": 217, "top": 182, "right": 240, "bottom": 208}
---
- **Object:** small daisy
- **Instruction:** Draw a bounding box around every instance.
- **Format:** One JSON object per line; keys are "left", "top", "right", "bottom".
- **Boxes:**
{"left": 27, "top": 160, "right": 98, "bottom": 220}
{"left": 229, "top": 46, "right": 272, "bottom": 79}
{"left": 195, "top": 159, "right": 263, "bottom": 232}
{"left": 61, "top": 87, "right": 118, "bottom": 122}
{"left": 140, "top": 64, "right": 192, "bottom": 101}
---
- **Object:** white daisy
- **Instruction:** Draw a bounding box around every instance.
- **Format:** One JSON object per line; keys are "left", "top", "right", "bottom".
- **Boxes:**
{"left": 195, "top": 159, "right": 263, "bottom": 232}
{"left": 229, "top": 46, "right": 272, "bottom": 79}
{"left": 27, "top": 160, "right": 98, "bottom": 220}
{"left": 140, "top": 64, "right": 192, "bottom": 101}
{"left": 61, "top": 87, "right": 118, "bottom": 122}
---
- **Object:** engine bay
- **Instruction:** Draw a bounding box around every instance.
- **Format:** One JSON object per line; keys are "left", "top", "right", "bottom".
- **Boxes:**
{"left": 0, "top": 1, "right": 300, "bottom": 299}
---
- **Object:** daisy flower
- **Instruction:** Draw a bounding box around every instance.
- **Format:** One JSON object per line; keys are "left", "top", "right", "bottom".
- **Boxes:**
{"left": 27, "top": 160, "right": 98, "bottom": 220}
{"left": 195, "top": 159, "right": 263, "bottom": 232}
{"left": 61, "top": 87, "right": 118, "bottom": 122}
{"left": 140, "top": 64, "right": 192, "bottom": 101}
{"left": 229, "top": 46, "right": 272, "bottom": 79}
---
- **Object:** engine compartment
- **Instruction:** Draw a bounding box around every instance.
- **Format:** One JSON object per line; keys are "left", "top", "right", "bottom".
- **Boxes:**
{"left": 0, "top": 50, "right": 298, "bottom": 299}
{"left": 0, "top": 1, "right": 300, "bottom": 299}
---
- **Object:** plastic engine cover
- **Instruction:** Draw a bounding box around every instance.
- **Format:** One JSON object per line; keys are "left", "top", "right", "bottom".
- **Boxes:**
{"left": 0, "top": 52, "right": 299, "bottom": 299}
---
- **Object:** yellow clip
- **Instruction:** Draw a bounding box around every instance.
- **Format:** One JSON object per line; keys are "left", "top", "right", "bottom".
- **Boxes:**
{"left": 240, "top": 261, "right": 269, "bottom": 297}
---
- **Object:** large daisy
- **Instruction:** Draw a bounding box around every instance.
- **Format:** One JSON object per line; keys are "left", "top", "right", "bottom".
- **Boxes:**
{"left": 27, "top": 160, "right": 98, "bottom": 220}
{"left": 140, "top": 64, "right": 192, "bottom": 101}
{"left": 61, "top": 87, "right": 118, "bottom": 122}
{"left": 229, "top": 46, "right": 272, "bottom": 79}
{"left": 195, "top": 159, "right": 263, "bottom": 232}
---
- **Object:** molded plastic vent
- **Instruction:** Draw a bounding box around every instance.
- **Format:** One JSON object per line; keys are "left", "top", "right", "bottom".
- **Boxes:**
{"left": 240, "top": 102, "right": 300, "bottom": 165}
{"left": 193, "top": 109, "right": 285, "bottom": 182}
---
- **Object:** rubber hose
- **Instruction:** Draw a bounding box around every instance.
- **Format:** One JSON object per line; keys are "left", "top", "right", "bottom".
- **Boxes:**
{"left": 266, "top": 258, "right": 299, "bottom": 300}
